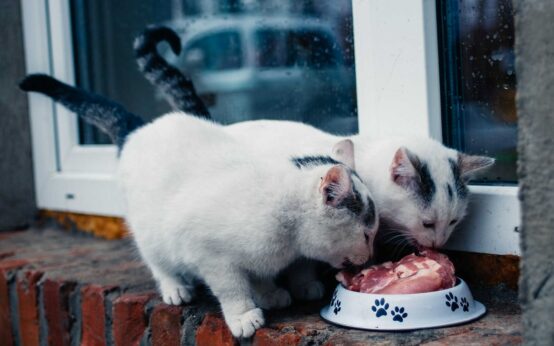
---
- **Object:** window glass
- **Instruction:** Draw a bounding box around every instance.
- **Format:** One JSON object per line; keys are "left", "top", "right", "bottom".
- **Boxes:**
{"left": 70, "top": 0, "right": 357, "bottom": 144}
{"left": 255, "top": 29, "right": 338, "bottom": 68}
{"left": 185, "top": 31, "right": 243, "bottom": 71}
{"left": 438, "top": 0, "right": 517, "bottom": 183}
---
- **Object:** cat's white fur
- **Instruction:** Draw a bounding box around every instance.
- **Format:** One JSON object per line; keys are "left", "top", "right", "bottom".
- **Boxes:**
{"left": 224, "top": 120, "right": 494, "bottom": 249}
{"left": 118, "top": 113, "right": 377, "bottom": 338}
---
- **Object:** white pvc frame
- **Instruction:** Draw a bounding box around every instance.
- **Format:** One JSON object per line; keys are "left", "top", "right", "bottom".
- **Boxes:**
{"left": 21, "top": 0, "right": 520, "bottom": 254}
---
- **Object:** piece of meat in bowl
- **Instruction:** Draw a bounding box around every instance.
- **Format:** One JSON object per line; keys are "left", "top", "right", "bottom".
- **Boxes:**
{"left": 336, "top": 250, "right": 456, "bottom": 294}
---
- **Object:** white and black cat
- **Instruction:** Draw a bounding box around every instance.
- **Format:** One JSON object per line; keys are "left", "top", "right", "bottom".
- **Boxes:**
{"left": 134, "top": 26, "right": 494, "bottom": 253}
{"left": 20, "top": 75, "right": 378, "bottom": 338}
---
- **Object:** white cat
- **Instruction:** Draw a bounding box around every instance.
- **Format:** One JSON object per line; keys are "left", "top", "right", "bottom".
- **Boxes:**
{"left": 20, "top": 73, "right": 379, "bottom": 338}
{"left": 118, "top": 114, "right": 377, "bottom": 337}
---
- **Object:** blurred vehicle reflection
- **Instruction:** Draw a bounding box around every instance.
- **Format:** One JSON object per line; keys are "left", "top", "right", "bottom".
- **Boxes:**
{"left": 162, "top": 16, "right": 357, "bottom": 134}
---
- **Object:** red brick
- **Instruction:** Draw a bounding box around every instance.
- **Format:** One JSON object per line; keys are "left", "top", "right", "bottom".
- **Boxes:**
{"left": 195, "top": 313, "right": 237, "bottom": 346}
{"left": 81, "top": 284, "right": 117, "bottom": 346}
{"left": 253, "top": 328, "right": 302, "bottom": 346}
{"left": 0, "top": 251, "right": 15, "bottom": 260}
{"left": 150, "top": 304, "right": 183, "bottom": 346}
{"left": 42, "top": 279, "right": 76, "bottom": 346}
{"left": 0, "top": 259, "right": 29, "bottom": 271}
{"left": 0, "top": 270, "right": 14, "bottom": 346}
{"left": 17, "top": 270, "right": 44, "bottom": 346}
{"left": 112, "top": 293, "right": 152, "bottom": 346}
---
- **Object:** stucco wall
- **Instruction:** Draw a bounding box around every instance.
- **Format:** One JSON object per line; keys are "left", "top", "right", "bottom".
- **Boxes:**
{"left": 515, "top": 1, "right": 554, "bottom": 344}
{"left": 0, "top": 2, "right": 36, "bottom": 230}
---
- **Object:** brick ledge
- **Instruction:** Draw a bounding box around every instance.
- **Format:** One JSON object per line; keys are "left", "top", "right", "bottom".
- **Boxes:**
{"left": 0, "top": 228, "right": 522, "bottom": 345}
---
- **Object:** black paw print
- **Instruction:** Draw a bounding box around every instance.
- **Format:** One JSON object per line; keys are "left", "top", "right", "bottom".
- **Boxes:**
{"left": 371, "top": 298, "right": 389, "bottom": 317}
{"left": 333, "top": 300, "right": 342, "bottom": 315}
{"left": 445, "top": 292, "right": 459, "bottom": 312}
{"left": 460, "top": 297, "right": 469, "bottom": 312}
{"left": 391, "top": 306, "right": 408, "bottom": 322}
{"left": 330, "top": 289, "right": 338, "bottom": 307}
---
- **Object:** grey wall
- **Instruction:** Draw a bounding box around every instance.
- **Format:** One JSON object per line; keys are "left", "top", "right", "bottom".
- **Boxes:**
{"left": 0, "top": 2, "right": 36, "bottom": 230}
{"left": 515, "top": 1, "right": 554, "bottom": 344}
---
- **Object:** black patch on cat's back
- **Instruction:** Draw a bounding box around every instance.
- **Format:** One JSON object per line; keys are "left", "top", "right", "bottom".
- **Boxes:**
{"left": 291, "top": 155, "right": 340, "bottom": 169}
{"left": 449, "top": 158, "right": 468, "bottom": 199}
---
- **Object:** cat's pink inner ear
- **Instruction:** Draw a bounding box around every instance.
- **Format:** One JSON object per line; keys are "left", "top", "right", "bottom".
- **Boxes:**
{"left": 320, "top": 165, "right": 352, "bottom": 207}
{"left": 459, "top": 153, "right": 495, "bottom": 179}
{"left": 332, "top": 139, "right": 355, "bottom": 169}
{"left": 390, "top": 147, "right": 417, "bottom": 188}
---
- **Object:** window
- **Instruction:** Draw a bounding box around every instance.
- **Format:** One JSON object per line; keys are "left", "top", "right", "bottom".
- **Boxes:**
{"left": 68, "top": 1, "right": 357, "bottom": 142}
{"left": 438, "top": 0, "right": 517, "bottom": 183}
{"left": 21, "top": 0, "right": 519, "bottom": 255}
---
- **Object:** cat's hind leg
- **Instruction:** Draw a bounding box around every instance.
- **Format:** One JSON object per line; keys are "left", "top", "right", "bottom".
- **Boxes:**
{"left": 148, "top": 261, "right": 195, "bottom": 305}
{"left": 251, "top": 276, "right": 291, "bottom": 310}
{"left": 200, "top": 266, "right": 264, "bottom": 338}
{"left": 285, "top": 258, "right": 325, "bottom": 301}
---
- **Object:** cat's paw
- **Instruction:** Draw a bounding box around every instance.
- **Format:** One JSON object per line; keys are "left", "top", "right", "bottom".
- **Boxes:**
{"left": 159, "top": 281, "right": 193, "bottom": 305}
{"left": 255, "top": 287, "right": 292, "bottom": 310}
{"left": 226, "top": 308, "right": 264, "bottom": 338}
{"left": 290, "top": 280, "right": 325, "bottom": 301}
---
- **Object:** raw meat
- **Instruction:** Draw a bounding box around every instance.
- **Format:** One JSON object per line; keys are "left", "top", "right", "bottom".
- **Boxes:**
{"left": 336, "top": 250, "right": 456, "bottom": 294}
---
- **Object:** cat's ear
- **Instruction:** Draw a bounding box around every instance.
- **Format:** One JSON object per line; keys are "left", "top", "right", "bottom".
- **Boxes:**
{"left": 390, "top": 147, "right": 420, "bottom": 191}
{"left": 332, "top": 139, "right": 355, "bottom": 169}
{"left": 458, "top": 153, "right": 495, "bottom": 180}
{"left": 320, "top": 165, "right": 352, "bottom": 207}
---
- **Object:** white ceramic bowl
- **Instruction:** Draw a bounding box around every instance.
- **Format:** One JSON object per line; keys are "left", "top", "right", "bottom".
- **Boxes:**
{"left": 320, "top": 278, "right": 486, "bottom": 331}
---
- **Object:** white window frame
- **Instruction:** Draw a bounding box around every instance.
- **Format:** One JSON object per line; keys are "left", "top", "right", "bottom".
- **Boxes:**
{"left": 21, "top": 0, "right": 520, "bottom": 255}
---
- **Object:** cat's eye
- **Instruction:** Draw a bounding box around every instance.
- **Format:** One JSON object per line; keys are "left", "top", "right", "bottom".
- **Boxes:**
{"left": 422, "top": 222, "right": 435, "bottom": 229}
{"left": 364, "top": 233, "right": 370, "bottom": 243}
{"left": 449, "top": 219, "right": 458, "bottom": 226}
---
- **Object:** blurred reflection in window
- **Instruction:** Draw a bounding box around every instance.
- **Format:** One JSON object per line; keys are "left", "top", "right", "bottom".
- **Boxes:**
{"left": 70, "top": 0, "right": 357, "bottom": 144}
{"left": 438, "top": 0, "right": 517, "bottom": 183}
{"left": 186, "top": 31, "right": 243, "bottom": 71}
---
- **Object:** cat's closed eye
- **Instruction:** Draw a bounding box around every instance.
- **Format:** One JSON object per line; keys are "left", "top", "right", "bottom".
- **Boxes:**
{"left": 449, "top": 219, "right": 458, "bottom": 226}
{"left": 423, "top": 222, "right": 435, "bottom": 229}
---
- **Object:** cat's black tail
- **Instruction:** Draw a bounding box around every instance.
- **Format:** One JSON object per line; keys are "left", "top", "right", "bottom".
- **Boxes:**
{"left": 134, "top": 25, "right": 211, "bottom": 119}
{"left": 19, "top": 74, "right": 145, "bottom": 148}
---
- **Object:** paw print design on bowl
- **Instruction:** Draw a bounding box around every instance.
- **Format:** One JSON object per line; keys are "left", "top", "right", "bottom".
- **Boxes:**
{"left": 333, "top": 300, "right": 342, "bottom": 315}
{"left": 445, "top": 292, "right": 459, "bottom": 312}
{"left": 330, "top": 289, "right": 338, "bottom": 307}
{"left": 460, "top": 297, "right": 470, "bottom": 312}
{"left": 371, "top": 298, "right": 389, "bottom": 317}
{"left": 391, "top": 306, "right": 408, "bottom": 322}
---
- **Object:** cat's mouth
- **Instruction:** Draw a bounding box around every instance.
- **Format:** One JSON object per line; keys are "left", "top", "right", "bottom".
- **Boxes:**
{"left": 341, "top": 258, "right": 354, "bottom": 269}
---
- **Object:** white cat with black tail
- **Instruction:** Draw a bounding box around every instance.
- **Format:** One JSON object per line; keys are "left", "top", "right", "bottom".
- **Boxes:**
{"left": 20, "top": 75, "right": 378, "bottom": 338}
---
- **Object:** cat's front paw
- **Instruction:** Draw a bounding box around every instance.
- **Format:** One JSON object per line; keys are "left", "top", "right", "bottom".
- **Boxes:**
{"left": 226, "top": 308, "right": 264, "bottom": 338}
{"left": 255, "top": 287, "right": 292, "bottom": 310}
{"left": 290, "top": 280, "right": 325, "bottom": 301}
{"left": 159, "top": 281, "right": 193, "bottom": 305}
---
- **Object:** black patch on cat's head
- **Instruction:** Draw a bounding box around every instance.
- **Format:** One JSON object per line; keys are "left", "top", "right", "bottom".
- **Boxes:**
{"left": 447, "top": 184, "right": 454, "bottom": 201}
{"left": 338, "top": 187, "right": 363, "bottom": 215}
{"left": 363, "top": 197, "right": 377, "bottom": 228}
{"left": 405, "top": 152, "right": 436, "bottom": 206}
{"left": 291, "top": 155, "right": 340, "bottom": 169}
{"left": 449, "top": 158, "right": 468, "bottom": 199}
